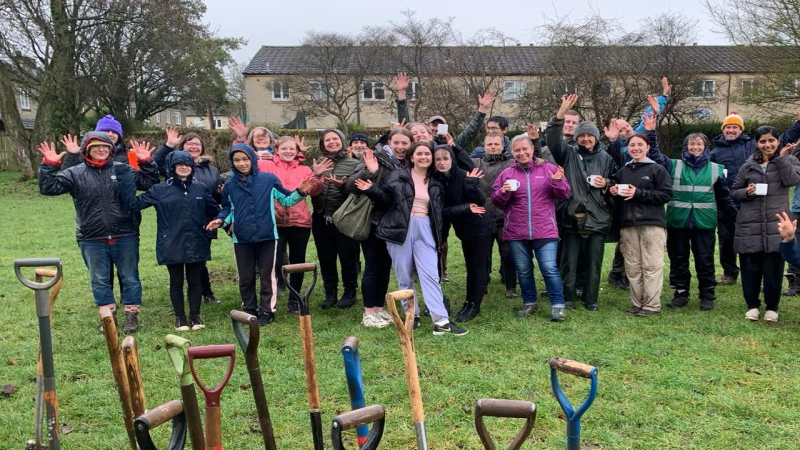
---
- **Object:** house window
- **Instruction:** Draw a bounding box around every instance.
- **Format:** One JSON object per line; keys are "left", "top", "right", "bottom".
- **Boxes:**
{"left": 309, "top": 81, "right": 331, "bottom": 101}
{"left": 503, "top": 81, "right": 527, "bottom": 101}
{"left": 155, "top": 112, "right": 161, "bottom": 124}
{"left": 466, "top": 81, "right": 487, "bottom": 99}
{"left": 553, "top": 79, "right": 578, "bottom": 96}
{"left": 175, "top": 112, "right": 182, "bottom": 125}
{"left": 781, "top": 79, "right": 799, "bottom": 98}
{"left": 215, "top": 119, "right": 222, "bottom": 128}
{"left": 691, "top": 80, "right": 715, "bottom": 98}
{"left": 272, "top": 81, "right": 290, "bottom": 100}
{"left": 19, "top": 89, "right": 30, "bottom": 110}
{"left": 166, "top": 111, "right": 171, "bottom": 124}
{"left": 405, "top": 81, "right": 420, "bottom": 100}
{"left": 362, "top": 82, "right": 386, "bottom": 101}
{"left": 595, "top": 81, "right": 613, "bottom": 98}
{"left": 741, "top": 79, "right": 764, "bottom": 97}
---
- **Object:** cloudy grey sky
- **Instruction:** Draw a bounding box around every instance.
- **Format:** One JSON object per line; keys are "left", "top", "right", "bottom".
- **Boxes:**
{"left": 203, "top": 0, "right": 729, "bottom": 64}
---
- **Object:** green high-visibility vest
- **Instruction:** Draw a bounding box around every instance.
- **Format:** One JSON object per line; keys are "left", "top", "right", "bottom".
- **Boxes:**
{"left": 665, "top": 160, "right": 722, "bottom": 230}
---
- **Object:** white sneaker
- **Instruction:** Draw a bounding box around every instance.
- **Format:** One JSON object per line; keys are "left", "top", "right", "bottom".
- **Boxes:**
{"left": 362, "top": 313, "right": 391, "bottom": 328}
{"left": 745, "top": 308, "right": 760, "bottom": 321}
{"left": 764, "top": 310, "right": 779, "bottom": 322}
{"left": 376, "top": 310, "right": 393, "bottom": 322}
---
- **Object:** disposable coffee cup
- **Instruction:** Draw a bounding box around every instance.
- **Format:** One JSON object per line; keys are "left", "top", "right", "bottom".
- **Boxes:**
{"left": 723, "top": 168, "right": 728, "bottom": 178}
{"left": 587, "top": 175, "right": 601, "bottom": 187}
{"left": 616, "top": 183, "right": 630, "bottom": 195}
{"left": 507, "top": 179, "right": 521, "bottom": 191}
{"left": 437, "top": 124, "right": 449, "bottom": 136}
{"left": 755, "top": 183, "right": 768, "bottom": 196}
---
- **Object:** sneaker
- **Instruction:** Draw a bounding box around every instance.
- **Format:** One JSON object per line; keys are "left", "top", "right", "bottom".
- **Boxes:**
{"left": 123, "top": 311, "right": 139, "bottom": 334}
{"left": 321, "top": 291, "right": 337, "bottom": 310}
{"left": 440, "top": 272, "right": 450, "bottom": 282}
{"left": 505, "top": 289, "right": 518, "bottom": 299}
{"left": 564, "top": 301, "right": 575, "bottom": 310}
{"left": 607, "top": 276, "right": 630, "bottom": 291}
{"left": 361, "top": 313, "right": 391, "bottom": 328}
{"left": 433, "top": 321, "right": 468, "bottom": 336}
{"left": 377, "top": 310, "right": 393, "bottom": 322}
{"left": 585, "top": 303, "right": 598, "bottom": 311}
{"left": 635, "top": 309, "right": 659, "bottom": 317}
{"left": 745, "top": 308, "right": 760, "bottom": 321}
{"left": 516, "top": 303, "right": 538, "bottom": 317}
{"left": 203, "top": 294, "right": 221, "bottom": 304}
{"left": 413, "top": 315, "right": 421, "bottom": 331}
{"left": 699, "top": 300, "right": 715, "bottom": 311}
{"left": 420, "top": 305, "right": 431, "bottom": 317}
{"left": 456, "top": 303, "right": 481, "bottom": 323}
{"left": 717, "top": 275, "right": 736, "bottom": 286}
{"left": 174, "top": 316, "right": 190, "bottom": 332}
{"left": 667, "top": 296, "right": 689, "bottom": 308}
{"left": 257, "top": 311, "right": 275, "bottom": 326}
{"left": 287, "top": 298, "right": 300, "bottom": 314}
{"left": 337, "top": 290, "right": 357, "bottom": 309}
{"left": 190, "top": 315, "right": 205, "bottom": 331}
{"left": 551, "top": 306, "right": 565, "bottom": 322}
{"left": 456, "top": 301, "right": 471, "bottom": 317}
{"left": 764, "top": 310, "right": 779, "bottom": 322}
{"left": 626, "top": 306, "right": 641, "bottom": 315}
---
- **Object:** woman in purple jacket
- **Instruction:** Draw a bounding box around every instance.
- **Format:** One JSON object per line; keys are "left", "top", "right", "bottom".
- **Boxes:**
{"left": 492, "top": 135, "right": 571, "bottom": 321}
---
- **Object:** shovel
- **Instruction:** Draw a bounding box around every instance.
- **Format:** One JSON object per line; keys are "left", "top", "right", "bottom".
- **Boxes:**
{"left": 474, "top": 399, "right": 537, "bottom": 450}
{"left": 122, "top": 336, "right": 147, "bottom": 418}
{"left": 15, "top": 258, "right": 62, "bottom": 450}
{"left": 165, "top": 334, "right": 205, "bottom": 450}
{"left": 188, "top": 345, "right": 236, "bottom": 450}
{"left": 549, "top": 357, "right": 598, "bottom": 450}
{"left": 99, "top": 306, "right": 138, "bottom": 450}
{"left": 134, "top": 399, "right": 188, "bottom": 450}
{"left": 331, "top": 404, "right": 386, "bottom": 450}
{"left": 341, "top": 336, "right": 369, "bottom": 446}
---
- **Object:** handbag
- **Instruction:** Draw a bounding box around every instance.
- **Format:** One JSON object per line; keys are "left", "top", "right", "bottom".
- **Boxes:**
{"left": 332, "top": 170, "right": 383, "bottom": 241}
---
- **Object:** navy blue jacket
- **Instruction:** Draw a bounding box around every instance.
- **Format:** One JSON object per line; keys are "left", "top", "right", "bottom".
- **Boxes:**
{"left": 120, "top": 151, "right": 220, "bottom": 265}
{"left": 781, "top": 238, "right": 800, "bottom": 266}
{"left": 216, "top": 144, "right": 307, "bottom": 244}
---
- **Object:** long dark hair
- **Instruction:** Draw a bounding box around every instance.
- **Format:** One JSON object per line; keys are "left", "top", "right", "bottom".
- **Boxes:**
{"left": 408, "top": 141, "right": 435, "bottom": 182}
{"left": 754, "top": 126, "right": 780, "bottom": 163}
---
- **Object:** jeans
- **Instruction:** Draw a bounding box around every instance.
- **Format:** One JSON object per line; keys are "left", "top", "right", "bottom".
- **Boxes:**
{"left": 508, "top": 240, "right": 564, "bottom": 307}
{"left": 740, "top": 252, "right": 784, "bottom": 312}
{"left": 717, "top": 219, "right": 739, "bottom": 279}
{"left": 277, "top": 227, "right": 312, "bottom": 303}
{"left": 167, "top": 262, "right": 203, "bottom": 318}
{"left": 666, "top": 228, "right": 716, "bottom": 300}
{"left": 361, "top": 226, "right": 392, "bottom": 308}
{"left": 78, "top": 236, "right": 142, "bottom": 307}
{"left": 560, "top": 231, "right": 605, "bottom": 305}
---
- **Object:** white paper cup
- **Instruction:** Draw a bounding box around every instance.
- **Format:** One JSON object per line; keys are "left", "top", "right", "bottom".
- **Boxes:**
{"left": 507, "top": 179, "right": 520, "bottom": 191}
{"left": 616, "top": 184, "right": 630, "bottom": 196}
{"left": 723, "top": 168, "right": 728, "bottom": 178}
{"left": 755, "top": 183, "right": 768, "bottom": 196}
{"left": 587, "top": 175, "right": 601, "bottom": 187}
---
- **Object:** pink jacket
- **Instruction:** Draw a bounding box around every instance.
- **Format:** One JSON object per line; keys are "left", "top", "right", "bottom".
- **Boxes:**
{"left": 491, "top": 158, "right": 571, "bottom": 241}
{"left": 258, "top": 158, "right": 323, "bottom": 228}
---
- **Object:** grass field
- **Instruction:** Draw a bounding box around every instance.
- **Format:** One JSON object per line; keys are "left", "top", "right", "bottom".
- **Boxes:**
{"left": 1, "top": 170, "right": 799, "bottom": 449}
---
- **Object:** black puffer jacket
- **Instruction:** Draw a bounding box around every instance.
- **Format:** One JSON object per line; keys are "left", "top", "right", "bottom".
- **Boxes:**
{"left": 364, "top": 168, "right": 444, "bottom": 247}
{"left": 614, "top": 159, "right": 672, "bottom": 229}
{"left": 471, "top": 153, "right": 514, "bottom": 228}
{"left": 731, "top": 154, "right": 800, "bottom": 254}
{"left": 434, "top": 145, "right": 494, "bottom": 240}
{"left": 119, "top": 151, "right": 221, "bottom": 265}
{"left": 38, "top": 134, "right": 159, "bottom": 241}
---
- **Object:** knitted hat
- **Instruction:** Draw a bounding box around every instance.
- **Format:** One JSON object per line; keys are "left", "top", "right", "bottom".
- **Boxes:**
{"left": 574, "top": 121, "right": 600, "bottom": 141}
{"left": 722, "top": 112, "right": 744, "bottom": 130}
{"left": 349, "top": 132, "right": 369, "bottom": 145}
{"left": 95, "top": 115, "right": 123, "bottom": 138}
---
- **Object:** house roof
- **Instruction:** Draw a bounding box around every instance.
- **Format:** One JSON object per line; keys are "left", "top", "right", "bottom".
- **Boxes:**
{"left": 0, "top": 116, "right": 34, "bottom": 131}
{"left": 244, "top": 45, "right": 797, "bottom": 76}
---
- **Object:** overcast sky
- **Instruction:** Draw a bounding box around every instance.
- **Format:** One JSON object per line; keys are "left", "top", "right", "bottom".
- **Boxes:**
{"left": 203, "top": 0, "right": 729, "bottom": 64}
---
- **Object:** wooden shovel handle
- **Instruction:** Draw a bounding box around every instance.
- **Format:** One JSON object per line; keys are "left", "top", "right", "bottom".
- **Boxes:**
{"left": 475, "top": 399, "right": 536, "bottom": 419}
{"left": 385, "top": 290, "right": 425, "bottom": 424}
{"left": 300, "top": 315, "right": 321, "bottom": 410}
{"left": 283, "top": 263, "right": 316, "bottom": 274}
{"left": 333, "top": 405, "right": 385, "bottom": 431}
{"left": 122, "top": 336, "right": 147, "bottom": 417}
{"left": 549, "top": 357, "right": 596, "bottom": 379}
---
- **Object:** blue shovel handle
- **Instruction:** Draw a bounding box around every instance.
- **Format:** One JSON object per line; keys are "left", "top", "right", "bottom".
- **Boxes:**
{"left": 549, "top": 357, "right": 598, "bottom": 450}
{"left": 342, "top": 336, "right": 369, "bottom": 445}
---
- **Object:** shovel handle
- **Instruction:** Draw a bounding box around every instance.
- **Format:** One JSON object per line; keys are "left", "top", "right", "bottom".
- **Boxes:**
{"left": 282, "top": 263, "right": 317, "bottom": 315}
{"left": 122, "top": 336, "right": 147, "bottom": 417}
{"left": 549, "top": 357, "right": 597, "bottom": 379}
{"left": 188, "top": 345, "right": 236, "bottom": 406}
{"left": 331, "top": 405, "right": 386, "bottom": 450}
{"left": 230, "top": 310, "right": 259, "bottom": 355}
{"left": 134, "top": 400, "right": 187, "bottom": 450}
{"left": 282, "top": 263, "right": 316, "bottom": 274}
{"left": 475, "top": 399, "right": 537, "bottom": 450}
{"left": 14, "top": 258, "right": 62, "bottom": 290}
{"left": 385, "top": 289, "right": 416, "bottom": 337}
{"left": 385, "top": 290, "right": 425, "bottom": 424}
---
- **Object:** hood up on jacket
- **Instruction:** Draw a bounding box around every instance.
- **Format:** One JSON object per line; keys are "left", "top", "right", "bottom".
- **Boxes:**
{"left": 228, "top": 143, "right": 259, "bottom": 176}
{"left": 433, "top": 144, "right": 459, "bottom": 181}
{"left": 318, "top": 129, "right": 348, "bottom": 159}
{"left": 165, "top": 150, "right": 195, "bottom": 180}
{"left": 80, "top": 131, "right": 115, "bottom": 158}
{"left": 681, "top": 132, "right": 710, "bottom": 172}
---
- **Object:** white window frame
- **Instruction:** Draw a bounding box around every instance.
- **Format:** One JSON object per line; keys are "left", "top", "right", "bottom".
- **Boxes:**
{"left": 309, "top": 81, "right": 331, "bottom": 101}
{"left": 741, "top": 79, "right": 764, "bottom": 97}
{"left": 175, "top": 112, "right": 182, "bottom": 125}
{"left": 215, "top": 118, "right": 222, "bottom": 128}
{"left": 502, "top": 80, "right": 527, "bottom": 101}
{"left": 166, "top": 110, "right": 171, "bottom": 124}
{"left": 361, "top": 81, "right": 386, "bottom": 101}
{"left": 692, "top": 80, "right": 715, "bottom": 99}
{"left": 271, "top": 80, "right": 290, "bottom": 101}
{"left": 155, "top": 112, "right": 161, "bottom": 124}
{"left": 19, "top": 89, "right": 30, "bottom": 110}
{"left": 405, "top": 81, "right": 420, "bottom": 101}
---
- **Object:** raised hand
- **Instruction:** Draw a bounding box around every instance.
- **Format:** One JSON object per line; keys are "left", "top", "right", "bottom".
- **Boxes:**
{"left": 227, "top": 116, "right": 249, "bottom": 140}
{"left": 469, "top": 204, "right": 486, "bottom": 214}
{"left": 777, "top": 212, "right": 798, "bottom": 241}
{"left": 603, "top": 119, "right": 620, "bottom": 141}
{"left": 395, "top": 72, "right": 410, "bottom": 98}
{"left": 59, "top": 135, "right": 81, "bottom": 154}
{"left": 325, "top": 174, "right": 346, "bottom": 187}
{"left": 393, "top": 118, "right": 408, "bottom": 129}
{"left": 642, "top": 111, "right": 657, "bottom": 132}
{"left": 556, "top": 94, "right": 579, "bottom": 119}
{"left": 297, "top": 176, "right": 317, "bottom": 194}
{"left": 661, "top": 76, "right": 672, "bottom": 96}
{"left": 312, "top": 157, "right": 334, "bottom": 176}
{"left": 165, "top": 126, "right": 182, "bottom": 148}
{"left": 363, "top": 148, "right": 379, "bottom": 174}
{"left": 354, "top": 178, "right": 373, "bottom": 191}
{"left": 548, "top": 166, "right": 565, "bottom": 181}
{"left": 294, "top": 135, "right": 312, "bottom": 152}
{"left": 130, "top": 140, "right": 154, "bottom": 160}
{"left": 781, "top": 141, "right": 799, "bottom": 157}
{"left": 525, "top": 123, "right": 540, "bottom": 140}
{"left": 466, "top": 168, "right": 484, "bottom": 179}
{"left": 445, "top": 132, "right": 455, "bottom": 147}
{"left": 646, "top": 95, "right": 661, "bottom": 115}
{"left": 477, "top": 91, "right": 496, "bottom": 112}
{"left": 206, "top": 219, "right": 223, "bottom": 231}
{"left": 38, "top": 142, "right": 66, "bottom": 163}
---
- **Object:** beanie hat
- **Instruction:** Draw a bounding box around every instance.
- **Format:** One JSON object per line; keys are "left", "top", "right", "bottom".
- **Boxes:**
{"left": 95, "top": 115, "right": 123, "bottom": 139}
{"left": 80, "top": 131, "right": 114, "bottom": 155}
{"left": 722, "top": 112, "right": 744, "bottom": 130}
{"left": 349, "top": 132, "right": 369, "bottom": 145}
{"left": 574, "top": 121, "right": 600, "bottom": 141}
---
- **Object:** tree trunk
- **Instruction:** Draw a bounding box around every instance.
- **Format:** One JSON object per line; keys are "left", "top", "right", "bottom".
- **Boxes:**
{"left": 0, "top": 78, "right": 35, "bottom": 180}
{"left": 207, "top": 106, "right": 215, "bottom": 130}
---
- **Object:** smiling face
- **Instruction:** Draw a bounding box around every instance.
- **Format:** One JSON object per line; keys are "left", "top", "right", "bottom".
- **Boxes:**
{"left": 686, "top": 136, "right": 706, "bottom": 157}
{"left": 276, "top": 140, "right": 298, "bottom": 162}
{"left": 174, "top": 163, "right": 192, "bottom": 179}
{"left": 103, "top": 131, "right": 120, "bottom": 144}
{"left": 350, "top": 139, "right": 368, "bottom": 154}
{"left": 323, "top": 131, "right": 343, "bottom": 153}
{"left": 627, "top": 135, "right": 650, "bottom": 162}
{"left": 410, "top": 145, "right": 432, "bottom": 170}
{"left": 390, "top": 133, "right": 411, "bottom": 160}
{"left": 434, "top": 148, "right": 452, "bottom": 173}
{"left": 231, "top": 151, "right": 252, "bottom": 174}
{"left": 577, "top": 134, "right": 597, "bottom": 150}
{"left": 410, "top": 124, "right": 433, "bottom": 143}
{"left": 182, "top": 138, "right": 203, "bottom": 160}
{"left": 511, "top": 138, "right": 534, "bottom": 165}
{"left": 484, "top": 135, "right": 504, "bottom": 155}
{"left": 617, "top": 120, "right": 634, "bottom": 139}
{"left": 252, "top": 129, "right": 271, "bottom": 150}
{"left": 723, "top": 124, "right": 743, "bottom": 141}
{"left": 757, "top": 134, "right": 779, "bottom": 159}
{"left": 563, "top": 114, "right": 580, "bottom": 137}
{"left": 87, "top": 142, "right": 112, "bottom": 161}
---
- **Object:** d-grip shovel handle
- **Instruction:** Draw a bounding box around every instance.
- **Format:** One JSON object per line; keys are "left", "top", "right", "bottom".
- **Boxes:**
{"left": 134, "top": 400, "right": 187, "bottom": 450}
{"left": 475, "top": 399, "right": 537, "bottom": 450}
{"left": 331, "top": 405, "right": 386, "bottom": 450}
{"left": 14, "top": 258, "right": 62, "bottom": 290}
{"left": 282, "top": 263, "right": 317, "bottom": 316}
{"left": 230, "top": 310, "right": 259, "bottom": 357}
{"left": 549, "top": 358, "right": 597, "bottom": 379}
{"left": 385, "top": 289, "right": 416, "bottom": 339}
{"left": 188, "top": 345, "right": 236, "bottom": 407}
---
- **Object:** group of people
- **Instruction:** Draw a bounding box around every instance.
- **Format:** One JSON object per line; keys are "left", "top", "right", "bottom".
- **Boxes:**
{"left": 36, "top": 73, "right": 800, "bottom": 336}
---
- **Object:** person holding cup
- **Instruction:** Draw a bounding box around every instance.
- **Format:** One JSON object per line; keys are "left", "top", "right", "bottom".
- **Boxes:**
{"left": 609, "top": 132, "right": 672, "bottom": 316}
{"left": 491, "top": 135, "right": 571, "bottom": 321}
{"left": 730, "top": 126, "right": 800, "bottom": 323}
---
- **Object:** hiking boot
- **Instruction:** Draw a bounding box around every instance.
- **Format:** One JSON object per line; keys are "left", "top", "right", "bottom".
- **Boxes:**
{"left": 456, "top": 303, "right": 481, "bottom": 323}
{"left": 745, "top": 308, "right": 760, "bottom": 321}
{"left": 764, "top": 310, "right": 779, "bottom": 322}
{"left": 717, "top": 275, "right": 736, "bottom": 286}
{"left": 635, "top": 309, "right": 659, "bottom": 317}
{"left": 337, "top": 290, "right": 357, "bottom": 309}
{"left": 667, "top": 296, "right": 689, "bottom": 309}
{"left": 174, "top": 316, "right": 190, "bottom": 332}
{"left": 783, "top": 274, "right": 800, "bottom": 296}
{"left": 456, "top": 301, "right": 471, "bottom": 317}
{"left": 607, "top": 275, "right": 630, "bottom": 291}
{"left": 321, "top": 291, "right": 338, "bottom": 310}
{"left": 123, "top": 311, "right": 140, "bottom": 334}
{"left": 551, "top": 306, "right": 565, "bottom": 322}
{"left": 190, "top": 315, "right": 205, "bottom": 331}
{"left": 287, "top": 298, "right": 300, "bottom": 314}
{"left": 413, "top": 315, "right": 421, "bottom": 331}
{"left": 700, "top": 300, "right": 715, "bottom": 311}
{"left": 585, "top": 303, "right": 598, "bottom": 311}
{"left": 257, "top": 311, "right": 275, "bottom": 326}
{"left": 626, "top": 306, "right": 641, "bottom": 315}
{"left": 203, "top": 294, "right": 221, "bottom": 304}
{"left": 516, "top": 303, "right": 538, "bottom": 317}
{"left": 433, "top": 321, "right": 468, "bottom": 336}
{"left": 505, "top": 288, "right": 518, "bottom": 299}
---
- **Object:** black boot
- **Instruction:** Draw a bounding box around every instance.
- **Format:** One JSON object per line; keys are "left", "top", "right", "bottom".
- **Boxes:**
{"left": 336, "top": 289, "right": 357, "bottom": 309}
{"left": 782, "top": 273, "right": 800, "bottom": 297}
{"left": 321, "top": 290, "right": 337, "bottom": 309}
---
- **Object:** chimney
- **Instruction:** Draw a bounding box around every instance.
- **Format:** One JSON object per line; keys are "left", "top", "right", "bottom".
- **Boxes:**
{"left": 692, "top": 42, "right": 697, "bottom": 46}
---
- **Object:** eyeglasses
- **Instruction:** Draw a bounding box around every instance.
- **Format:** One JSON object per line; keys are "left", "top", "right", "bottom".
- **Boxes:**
{"left": 253, "top": 134, "right": 269, "bottom": 140}
{"left": 486, "top": 126, "right": 502, "bottom": 131}
{"left": 183, "top": 142, "right": 202, "bottom": 147}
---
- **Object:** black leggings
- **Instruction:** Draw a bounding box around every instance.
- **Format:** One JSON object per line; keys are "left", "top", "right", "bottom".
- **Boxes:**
{"left": 166, "top": 262, "right": 204, "bottom": 318}
{"left": 234, "top": 241, "right": 277, "bottom": 315}
{"left": 462, "top": 236, "right": 493, "bottom": 305}
{"left": 740, "top": 252, "right": 784, "bottom": 312}
{"left": 277, "top": 227, "right": 312, "bottom": 302}
{"left": 361, "top": 226, "right": 392, "bottom": 308}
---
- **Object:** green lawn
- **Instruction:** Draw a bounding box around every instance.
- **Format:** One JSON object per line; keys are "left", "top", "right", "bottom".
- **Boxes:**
{"left": 1, "top": 170, "right": 798, "bottom": 449}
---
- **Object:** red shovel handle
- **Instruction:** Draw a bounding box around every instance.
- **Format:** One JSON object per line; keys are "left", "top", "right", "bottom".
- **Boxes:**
{"left": 187, "top": 345, "right": 236, "bottom": 407}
